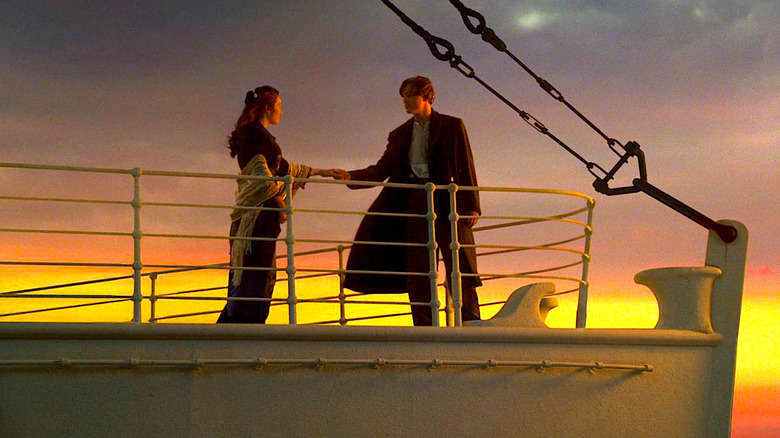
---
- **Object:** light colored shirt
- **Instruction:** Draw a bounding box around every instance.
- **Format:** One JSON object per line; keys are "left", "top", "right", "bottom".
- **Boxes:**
{"left": 409, "top": 120, "right": 430, "bottom": 178}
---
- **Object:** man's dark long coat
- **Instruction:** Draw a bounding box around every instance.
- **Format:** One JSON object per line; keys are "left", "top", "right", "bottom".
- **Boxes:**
{"left": 344, "top": 110, "right": 482, "bottom": 293}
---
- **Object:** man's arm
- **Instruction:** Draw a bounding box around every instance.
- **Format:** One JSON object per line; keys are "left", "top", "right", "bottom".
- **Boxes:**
{"left": 344, "top": 130, "right": 402, "bottom": 189}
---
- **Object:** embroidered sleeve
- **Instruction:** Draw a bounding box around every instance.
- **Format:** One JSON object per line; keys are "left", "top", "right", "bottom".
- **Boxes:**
{"left": 285, "top": 160, "right": 312, "bottom": 190}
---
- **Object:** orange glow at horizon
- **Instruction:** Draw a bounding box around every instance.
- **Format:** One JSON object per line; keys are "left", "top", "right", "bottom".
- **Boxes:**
{"left": 2, "top": 268, "right": 777, "bottom": 373}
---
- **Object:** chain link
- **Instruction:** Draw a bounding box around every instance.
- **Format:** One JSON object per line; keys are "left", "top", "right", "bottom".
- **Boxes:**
{"left": 381, "top": 0, "right": 605, "bottom": 177}
{"left": 380, "top": 0, "right": 737, "bottom": 243}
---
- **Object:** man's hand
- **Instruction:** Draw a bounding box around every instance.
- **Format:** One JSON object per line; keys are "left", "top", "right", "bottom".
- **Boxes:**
{"left": 326, "top": 168, "right": 350, "bottom": 180}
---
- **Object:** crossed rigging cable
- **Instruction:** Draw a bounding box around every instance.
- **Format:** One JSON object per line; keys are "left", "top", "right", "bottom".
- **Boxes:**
{"left": 379, "top": 0, "right": 738, "bottom": 243}
{"left": 381, "top": 0, "right": 618, "bottom": 181}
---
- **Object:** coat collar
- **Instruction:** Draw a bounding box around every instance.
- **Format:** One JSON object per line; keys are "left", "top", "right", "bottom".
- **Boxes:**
{"left": 403, "top": 109, "right": 441, "bottom": 143}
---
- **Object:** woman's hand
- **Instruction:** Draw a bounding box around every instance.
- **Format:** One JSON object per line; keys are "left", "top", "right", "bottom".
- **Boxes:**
{"left": 268, "top": 196, "right": 287, "bottom": 224}
{"left": 312, "top": 168, "right": 350, "bottom": 180}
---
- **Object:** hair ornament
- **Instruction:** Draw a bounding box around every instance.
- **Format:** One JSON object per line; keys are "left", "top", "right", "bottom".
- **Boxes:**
{"left": 244, "top": 90, "right": 256, "bottom": 106}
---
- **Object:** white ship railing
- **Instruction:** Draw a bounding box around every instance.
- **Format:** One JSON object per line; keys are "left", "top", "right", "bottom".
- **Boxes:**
{"left": 0, "top": 162, "right": 594, "bottom": 327}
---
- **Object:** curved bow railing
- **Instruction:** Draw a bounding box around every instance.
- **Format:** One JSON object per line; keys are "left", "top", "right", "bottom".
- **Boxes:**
{"left": 0, "top": 162, "right": 594, "bottom": 327}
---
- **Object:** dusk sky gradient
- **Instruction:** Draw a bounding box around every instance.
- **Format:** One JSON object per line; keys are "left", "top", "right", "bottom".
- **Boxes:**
{"left": 1, "top": 1, "right": 778, "bottom": 435}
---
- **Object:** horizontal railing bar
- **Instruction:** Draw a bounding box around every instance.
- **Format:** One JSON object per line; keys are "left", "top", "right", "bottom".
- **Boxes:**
{"left": 456, "top": 184, "right": 596, "bottom": 200}
{"left": 0, "top": 273, "right": 135, "bottom": 296}
{"left": 144, "top": 202, "right": 256, "bottom": 210}
{"left": 299, "top": 312, "right": 412, "bottom": 325}
{"left": 0, "top": 294, "right": 130, "bottom": 299}
{"left": 284, "top": 267, "right": 342, "bottom": 275}
{"left": 139, "top": 234, "right": 427, "bottom": 250}
{"left": 280, "top": 272, "right": 334, "bottom": 281}
{"left": 141, "top": 204, "right": 589, "bottom": 221}
{"left": 146, "top": 203, "right": 430, "bottom": 220}
{"left": 143, "top": 233, "right": 229, "bottom": 241}
{"left": 330, "top": 312, "right": 412, "bottom": 324}
{"left": 547, "top": 286, "right": 582, "bottom": 296}
{"left": 153, "top": 286, "right": 225, "bottom": 298}
{"left": 0, "top": 357, "right": 651, "bottom": 372}
{"left": 139, "top": 264, "right": 276, "bottom": 272}
{"left": 299, "top": 318, "right": 344, "bottom": 325}
{"left": 0, "top": 261, "right": 132, "bottom": 268}
{"left": 0, "top": 298, "right": 131, "bottom": 318}
{"left": 187, "top": 239, "right": 427, "bottom": 249}
{"left": 145, "top": 203, "right": 428, "bottom": 219}
{"left": 474, "top": 216, "right": 590, "bottom": 233}
{"left": 0, "top": 228, "right": 131, "bottom": 237}
{"left": 144, "top": 263, "right": 229, "bottom": 276}
{"left": 154, "top": 296, "right": 284, "bottom": 302}
{"left": 479, "top": 300, "right": 508, "bottom": 308}
{"left": 140, "top": 172, "right": 432, "bottom": 191}
{"left": 0, "top": 162, "right": 134, "bottom": 174}
{"left": 307, "top": 179, "right": 434, "bottom": 190}
{"left": 0, "top": 195, "right": 130, "bottom": 205}
{"left": 477, "top": 234, "right": 585, "bottom": 256}
{"left": 1, "top": 162, "right": 594, "bottom": 198}
{"left": 341, "top": 269, "right": 429, "bottom": 277}
{"left": 143, "top": 170, "right": 284, "bottom": 180}
{"left": 480, "top": 261, "right": 585, "bottom": 282}
{"left": 476, "top": 245, "right": 579, "bottom": 258}
{"left": 297, "top": 298, "right": 415, "bottom": 306}
{"left": 150, "top": 309, "right": 221, "bottom": 322}
{"left": 474, "top": 208, "right": 588, "bottom": 224}
{"left": 474, "top": 206, "right": 589, "bottom": 222}
{"left": 279, "top": 245, "right": 350, "bottom": 257}
{"left": 465, "top": 244, "right": 585, "bottom": 255}
{"left": 462, "top": 272, "right": 584, "bottom": 282}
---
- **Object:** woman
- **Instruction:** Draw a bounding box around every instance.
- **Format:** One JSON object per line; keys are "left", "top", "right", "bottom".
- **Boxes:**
{"left": 217, "top": 86, "right": 347, "bottom": 324}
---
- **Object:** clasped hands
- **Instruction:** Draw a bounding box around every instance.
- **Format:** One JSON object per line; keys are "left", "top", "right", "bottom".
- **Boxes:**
{"left": 300, "top": 168, "right": 479, "bottom": 228}
{"left": 312, "top": 168, "right": 350, "bottom": 180}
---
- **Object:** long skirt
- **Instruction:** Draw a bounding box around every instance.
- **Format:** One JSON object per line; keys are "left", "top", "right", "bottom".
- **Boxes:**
{"left": 216, "top": 209, "right": 281, "bottom": 324}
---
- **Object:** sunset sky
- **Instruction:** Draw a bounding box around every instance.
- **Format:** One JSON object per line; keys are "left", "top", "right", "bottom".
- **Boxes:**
{"left": 1, "top": 1, "right": 778, "bottom": 435}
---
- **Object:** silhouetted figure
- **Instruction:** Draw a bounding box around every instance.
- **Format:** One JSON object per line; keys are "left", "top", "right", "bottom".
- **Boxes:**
{"left": 342, "top": 76, "right": 482, "bottom": 326}
{"left": 218, "top": 86, "right": 347, "bottom": 324}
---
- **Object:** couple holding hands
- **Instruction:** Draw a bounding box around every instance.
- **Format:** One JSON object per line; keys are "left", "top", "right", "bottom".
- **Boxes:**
{"left": 217, "top": 76, "right": 481, "bottom": 326}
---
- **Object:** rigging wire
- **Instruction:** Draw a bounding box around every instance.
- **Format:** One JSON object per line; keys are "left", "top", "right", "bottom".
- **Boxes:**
{"left": 448, "top": 0, "right": 625, "bottom": 157}
{"left": 380, "top": 0, "right": 609, "bottom": 179}
{"left": 379, "top": 0, "right": 738, "bottom": 243}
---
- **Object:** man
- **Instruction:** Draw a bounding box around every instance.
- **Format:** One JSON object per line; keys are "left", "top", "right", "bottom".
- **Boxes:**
{"left": 342, "top": 76, "right": 482, "bottom": 326}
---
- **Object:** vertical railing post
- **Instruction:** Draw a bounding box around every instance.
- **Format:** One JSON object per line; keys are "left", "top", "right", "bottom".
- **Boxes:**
{"left": 575, "top": 198, "right": 595, "bottom": 328}
{"left": 447, "top": 183, "right": 463, "bottom": 327}
{"left": 131, "top": 168, "right": 143, "bottom": 323}
{"left": 424, "top": 183, "right": 440, "bottom": 327}
{"left": 149, "top": 273, "right": 158, "bottom": 324}
{"left": 444, "top": 283, "right": 454, "bottom": 327}
{"left": 284, "top": 175, "right": 297, "bottom": 325}
{"left": 337, "top": 244, "right": 347, "bottom": 325}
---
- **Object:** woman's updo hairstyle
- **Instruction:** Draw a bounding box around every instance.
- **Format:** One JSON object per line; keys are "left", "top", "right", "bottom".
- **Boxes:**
{"left": 228, "top": 85, "right": 280, "bottom": 158}
{"left": 244, "top": 85, "right": 279, "bottom": 112}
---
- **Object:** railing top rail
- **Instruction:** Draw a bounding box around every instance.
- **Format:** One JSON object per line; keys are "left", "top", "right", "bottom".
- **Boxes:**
{"left": 2, "top": 161, "right": 596, "bottom": 325}
{"left": 0, "top": 162, "right": 135, "bottom": 175}
{"left": 1, "top": 161, "right": 595, "bottom": 202}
